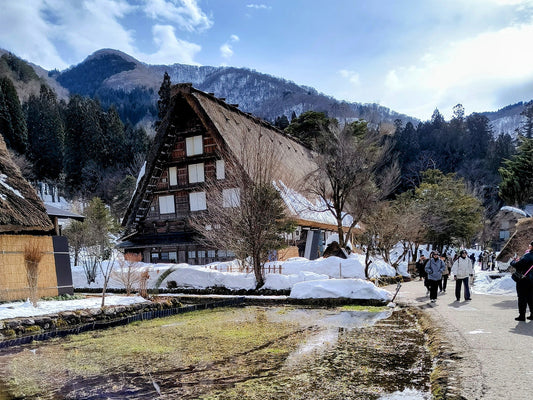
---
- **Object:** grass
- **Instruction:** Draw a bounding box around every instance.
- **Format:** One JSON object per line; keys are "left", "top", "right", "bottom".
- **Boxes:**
{"left": 0, "top": 306, "right": 432, "bottom": 399}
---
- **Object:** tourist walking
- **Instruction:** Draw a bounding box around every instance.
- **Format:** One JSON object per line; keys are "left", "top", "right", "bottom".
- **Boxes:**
{"left": 416, "top": 255, "right": 429, "bottom": 294}
{"left": 425, "top": 252, "right": 445, "bottom": 303}
{"left": 510, "top": 241, "right": 533, "bottom": 321}
{"left": 451, "top": 250, "right": 473, "bottom": 301}
{"left": 439, "top": 254, "right": 452, "bottom": 293}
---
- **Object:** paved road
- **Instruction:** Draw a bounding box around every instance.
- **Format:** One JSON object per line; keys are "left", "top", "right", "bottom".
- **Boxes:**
{"left": 389, "top": 279, "right": 533, "bottom": 400}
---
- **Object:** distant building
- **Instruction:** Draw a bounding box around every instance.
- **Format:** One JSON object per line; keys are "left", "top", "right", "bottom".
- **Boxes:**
{"left": 120, "top": 84, "right": 350, "bottom": 264}
{"left": 488, "top": 206, "right": 531, "bottom": 252}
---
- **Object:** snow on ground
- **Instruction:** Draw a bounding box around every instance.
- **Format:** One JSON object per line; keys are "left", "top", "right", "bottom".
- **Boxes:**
{"left": 290, "top": 279, "right": 392, "bottom": 301}
{"left": 1, "top": 251, "right": 518, "bottom": 320}
{"left": 0, "top": 295, "right": 148, "bottom": 320}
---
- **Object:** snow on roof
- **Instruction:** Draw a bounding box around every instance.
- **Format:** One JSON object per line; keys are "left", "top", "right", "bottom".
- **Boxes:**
{"left": 274, "top": 180, "right": 353, "bottom": 227}
{"left": 500, "top": 206, "right": 530, "bottom": 217}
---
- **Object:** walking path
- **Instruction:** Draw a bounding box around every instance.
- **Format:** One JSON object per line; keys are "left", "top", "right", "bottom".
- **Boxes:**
{"left": 389, "top": 279, "right": 533, "bottom": 400}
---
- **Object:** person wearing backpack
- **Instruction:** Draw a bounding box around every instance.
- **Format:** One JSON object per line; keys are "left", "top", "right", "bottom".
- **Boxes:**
{"left": 451, "top": 249, "right": 474, "bottom": 301}
{"left": 510, "top": 241, "right": 533, "bottom": 321}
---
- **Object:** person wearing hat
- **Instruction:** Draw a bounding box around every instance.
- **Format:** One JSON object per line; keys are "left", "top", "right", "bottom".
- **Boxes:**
{"left": 510, "top": 241, "right": 533, "bottom": 321}
{"left": 425, "top": 251, "right": 445, "bottom": 303}
{"left": 451, "top": 249, "right": 474, "bottom": 301}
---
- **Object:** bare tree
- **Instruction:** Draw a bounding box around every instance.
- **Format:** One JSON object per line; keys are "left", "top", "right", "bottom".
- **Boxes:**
{"left": 189, "top": 132, "right": 294, "bottom": 289}
{"left": 111, "top": 258, "right": 144, "bottom": 296}
{"left": 306, "top": 122, "right": 399, "bottom": 248}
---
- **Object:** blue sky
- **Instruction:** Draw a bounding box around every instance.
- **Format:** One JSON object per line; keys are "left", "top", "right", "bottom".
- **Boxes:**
{"left": 1, "top": 0, "right": 533, "bottom": 121}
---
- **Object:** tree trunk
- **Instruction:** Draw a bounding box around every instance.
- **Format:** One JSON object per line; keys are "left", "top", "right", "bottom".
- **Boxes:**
{"left": 253, "top": 252, "right": 264, "bottom": 289}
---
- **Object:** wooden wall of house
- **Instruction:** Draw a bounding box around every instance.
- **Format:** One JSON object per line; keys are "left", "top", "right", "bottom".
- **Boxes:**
{"left": 0, "top": 235, "right": 59, "bottom": 301}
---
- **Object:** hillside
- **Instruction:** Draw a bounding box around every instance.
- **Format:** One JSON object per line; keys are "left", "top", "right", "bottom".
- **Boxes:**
{"left": 51, "top": 49, "right": 418, "bottom": 127}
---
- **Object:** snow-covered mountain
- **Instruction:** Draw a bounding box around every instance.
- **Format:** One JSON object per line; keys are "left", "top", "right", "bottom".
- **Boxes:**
{"left": 50, "top": 49, "right": 418, "bottom": 126}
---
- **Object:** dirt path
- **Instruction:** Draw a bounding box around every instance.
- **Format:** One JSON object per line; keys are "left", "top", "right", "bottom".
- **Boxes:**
{"left": 389, "top": 279, "right": 533, "bottom": 400}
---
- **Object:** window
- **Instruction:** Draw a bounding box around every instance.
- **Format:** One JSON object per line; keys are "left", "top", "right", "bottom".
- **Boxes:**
{"left": 159, "top": 195, "right": 175, "bottom": 214}
{"left": 500, "top": 230, "right": 510, "bottom": 240}
{"left": 186, "top": 135, "right": 203, "bottom": 156}
{"left": 198, "top": 250, "right": 206, "bottom": 259}
{"left": 207, "top": 250, "right": 216, "bottom": 258}
{"left": 189, "top": 191, "right": 207, "bottom": 211}
{"left": 216, "top": 159, "right": 225, "bottom": 180}
{"left": 223, "top": 188, "right": 240, "bottom": 208}
{"left": 188, "top": 163, "right": 205, "bottom": 183}
{"left": 218, "top": 250, "right": 227, "bottom": 257}
{"left": 169, "top": 167, "right": 178, "bottom": 186}
{"left": 188, "top": 250, "right": 196, "bottom": 259}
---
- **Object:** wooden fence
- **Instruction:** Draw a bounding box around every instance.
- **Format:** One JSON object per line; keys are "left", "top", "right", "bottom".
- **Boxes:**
{"left": 205, "top": 263, "right": 284, "bottom": 274}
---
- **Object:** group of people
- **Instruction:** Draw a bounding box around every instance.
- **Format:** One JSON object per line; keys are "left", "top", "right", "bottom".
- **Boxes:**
{"left": 415, "top": 242, "right": 533, "bottom": 322}
{"left": 416, "top": 250, "right": 473, "bottom": 303}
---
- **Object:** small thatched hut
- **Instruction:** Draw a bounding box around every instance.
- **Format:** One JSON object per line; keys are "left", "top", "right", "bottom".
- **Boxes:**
{"left": 496, "top": 217, "right": 533, "bottom": 263}
{"left": 0, "top": 134, "right": 73, "bottom": 301}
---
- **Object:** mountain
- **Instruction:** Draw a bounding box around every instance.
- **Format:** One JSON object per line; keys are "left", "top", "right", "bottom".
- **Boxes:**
{"left": 51, "top": 49, "right": 418, "bottom": 128}
{"left": 481, "top": 102, "right": 527, "bottom": 137}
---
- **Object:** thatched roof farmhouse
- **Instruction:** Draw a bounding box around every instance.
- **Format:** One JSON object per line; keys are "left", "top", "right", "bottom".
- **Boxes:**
{"left": 0, "top": 134, "right": 74, "bottom": 301}
{"left": 121, "top": 84, "right": 345, "bottom": 264}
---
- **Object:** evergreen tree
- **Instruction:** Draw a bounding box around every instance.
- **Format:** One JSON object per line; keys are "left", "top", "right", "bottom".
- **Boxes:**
{"left": 414, "top": 169, "right": 482, "bottom": 248}
{"left": 156, "top": 71, "right": 171, "bottom": 125}
{"left": 25, "top": 85, "right": 64, "bottom": 180}
{"left": 520, "top": 101, "right": 533, "bottom": 138}
{"left": 498, "top": 137, "right": 533, "bottom": 207}
{"left": 285, "top": 110, "right": 336, "bottom": 150}
{"left": 0, "top": 77, "right": 28, "bottom": 153}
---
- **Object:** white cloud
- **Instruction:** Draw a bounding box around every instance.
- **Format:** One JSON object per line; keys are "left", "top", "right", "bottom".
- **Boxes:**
{"left": 140, "top": 24, "right": 201, "bottom": 65}
{"left": 220, "top": 34, "right": 240, "bottom": 60}
{"left": 379, "top": 19, "right": 533, "bottom": 119}
{"left": 339, "top": 69, "right": 360, "bottom": 86}
{"left": 143, "top": 0, "right": 213, "bottom": 32}
{"left": 246, "top": 4, "right": 271, "bottom": 10}
{"left": 220, "top": 43, "right": 233, "bottom": 59}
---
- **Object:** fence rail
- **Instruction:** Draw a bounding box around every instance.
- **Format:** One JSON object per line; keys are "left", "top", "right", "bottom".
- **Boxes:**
{"left": 205, "top": 263, "right": 284, "bottom": 274}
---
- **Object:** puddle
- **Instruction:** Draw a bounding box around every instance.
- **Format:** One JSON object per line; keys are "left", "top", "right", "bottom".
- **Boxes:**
{"left": 0, "top": 306, "right": 431, "bottom": 399}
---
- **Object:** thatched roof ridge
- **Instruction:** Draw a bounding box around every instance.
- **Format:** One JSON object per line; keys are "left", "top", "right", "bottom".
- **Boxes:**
{"left": 496, "top": 217, "right": 533, "bottom": 262}
{"left": 0, "top": 135, "right": 54, "bottom": 233}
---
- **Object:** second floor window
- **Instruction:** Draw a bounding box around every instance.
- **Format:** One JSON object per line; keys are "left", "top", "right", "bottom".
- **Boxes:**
{"left": 188, "top": 163, "right": 205, "bottom": 183}
{"left": 169, "top": 167, "right": 178, "bottom": 186}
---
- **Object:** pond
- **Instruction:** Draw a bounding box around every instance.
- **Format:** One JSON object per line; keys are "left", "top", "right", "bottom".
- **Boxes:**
{"left": 0, "top": 306, "right": 431, "bottom": 399}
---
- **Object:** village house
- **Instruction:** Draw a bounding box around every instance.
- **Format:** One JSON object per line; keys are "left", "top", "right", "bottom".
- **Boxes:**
{"left": 0, "top": 134, "right": 74, "bottom": 301}
{"left": 120, "top": 84, "right": 350, "bottom": 264}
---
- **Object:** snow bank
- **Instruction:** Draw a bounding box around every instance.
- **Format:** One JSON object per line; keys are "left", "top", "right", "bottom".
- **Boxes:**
{"left": 0, "top": 295, "right": 148, "bottom": 320}
{"left": 290, "top": 279, "right": 392, "bottom": 301}
{"left": 262, "top": 271, "right": 329, "bottom": 290}
{"left": 472, "top": 271, "right": 516, "bottom": 295}
{"left": 279, "top": 256, "right": 365, "bottom": 279}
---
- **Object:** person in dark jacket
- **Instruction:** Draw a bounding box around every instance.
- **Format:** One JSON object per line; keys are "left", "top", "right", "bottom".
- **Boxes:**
{"left": 425, "top": 252, "right": 445, "bottom": 302}
{"left": 510, "top": 241, "right": 533, "bottom": 321}
{"left": 416, "top": 255, "right": 429, "bottom": 295}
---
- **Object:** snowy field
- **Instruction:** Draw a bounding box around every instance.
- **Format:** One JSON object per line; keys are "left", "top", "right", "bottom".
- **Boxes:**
{"left": 0, "top": 252, "right": 517, "bottom": 321}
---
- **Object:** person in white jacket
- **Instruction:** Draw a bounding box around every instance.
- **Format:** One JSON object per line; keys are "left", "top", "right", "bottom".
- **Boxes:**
{"left": 451, "top": 249, "right": 474, "bottom": 301}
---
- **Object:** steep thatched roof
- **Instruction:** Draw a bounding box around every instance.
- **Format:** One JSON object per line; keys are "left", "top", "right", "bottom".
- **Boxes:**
{"left": 0, "top": 135, "right": 54, "bottom": 233}
{"left": 123, "top": 84, "right": 331, "bottom": 233}
{"left": 496, "top": 217, "right": 533, "bottom": 262}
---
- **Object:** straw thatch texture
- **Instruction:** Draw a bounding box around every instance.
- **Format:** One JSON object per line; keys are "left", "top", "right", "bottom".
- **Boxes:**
{"left": 0, "top": 235, "right": 58, "bottom": 301}
{"left": 192, "top": 92, "right": 318, "bottom": 186}
{"left": 0, "top": 135, "right": 53, "bottom": 233}
{"left": 496, "top": 217, "right": 533, "bottom": 262}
